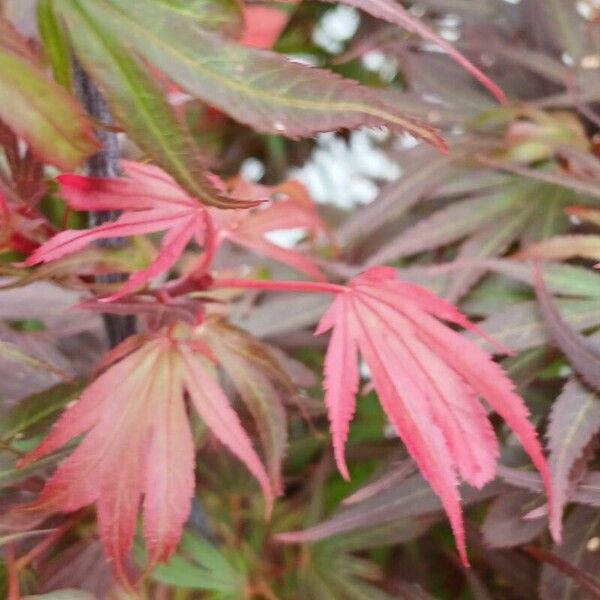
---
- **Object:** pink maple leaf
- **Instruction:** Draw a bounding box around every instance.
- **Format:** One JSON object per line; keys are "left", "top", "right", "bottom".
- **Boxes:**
{"left": 26, "top": 161, "right": 218, "bottom": 300}
{"left": 212, "top": 179, "right": 328, "bottom": 280}
{"left": 26, "top": 162, "right": 326, "bottom": 298}
{"left": 18, "top": 325, "right": 273, "bottom": 586}
{"left": 315, "top": 266, "right": 557, "bottom": 564}
{"left": 241, "top": 4, "right": 294, "bottom": 49}
{"left": 0, "top": 188, "right": 47, "bottom": 254}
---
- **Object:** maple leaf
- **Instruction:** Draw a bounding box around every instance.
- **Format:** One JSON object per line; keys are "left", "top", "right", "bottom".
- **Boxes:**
{"left": 241, "top": 4, "right": 293, "bottom": 49}
{"left": 0, "top": 17, "right": 100, "bottom": 170}
{"left": 212, "top": 178, "right": 328, "bottom": 280}
{"left": 534, "top": 268, "right": 600, "bottom": 393}
{"left": 26, "top": 162, "right": 326, "bottom": 298}
{"left": 26, "top": 161, "right": 325, "bottom": 301}
{"left": 202, "top": 317, "right": 295, "bottom": 495}
{"left": 26, "top": 161, "right": 218, "bottom": 300}
{"left": 18, "top": 324, "right": 273, "bottom": 586}
{"left": 324, "top": 0, "right": 506, "bottom": 104}
{"left": 0, "top": 187, "right": 46, "bottom": 254}
{"left": 546, "top": 377, "right": 600, "bottom": 531}
{"left": 315, "top": 266, "right": 556, "bottom": 564}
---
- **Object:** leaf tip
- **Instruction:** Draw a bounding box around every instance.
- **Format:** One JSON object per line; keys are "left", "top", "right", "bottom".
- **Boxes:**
{"left": 334, "top": 448, "right": 351, "bottom": 482}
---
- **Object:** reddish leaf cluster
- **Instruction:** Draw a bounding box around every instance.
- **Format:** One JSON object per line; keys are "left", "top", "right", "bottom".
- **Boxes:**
{"left": 27, "top": 162, "right": 327, "bottom": 298}
{"left": 5, "top": 1, "right": 587, "bottom": 593}
{"left": 19, "top": 324, "right": 274, "bottom": 584}
{"left": 17, "top": 159, "right": 559, "bottom": 581}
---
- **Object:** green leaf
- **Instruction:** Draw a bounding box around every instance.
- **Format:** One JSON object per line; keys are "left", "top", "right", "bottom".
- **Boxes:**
{"left": 0, "top": 244, "right": 152, "bottom": 290}
{"left": 531, "top": 263, "right": 600, "bottom": 298}
{"left": 63, "top": 0, "right": 445, "bottom": 149}
{"left": 0, "top": 19, "right": 98, "bottom": 169}
{"left": 305, "top": 543, "right": 406, "bottom": 600}
{"left": 521, "top": 184, "right": 570, "bottom": 243}
{"left": 502, "top": 347, "right": 551, "bottom": 388}
{"left": 149, "top": 0, "right": 244, "bottom": 37}
{"left": 54, "top": 1, "right": 250, "bottom": 208}
{"left": 150, "top": 531, "right": 247, "bottom": 593}
{"left": 0, "top": 381, "right": 83, "bottom": 442}
{"left": 0, "top": 451, "right": 67, "bottom": 489}
{"left": 37, "top": 0, "right": 72, "bottom": 88}
{"left": 479, "top": 157, "right": 600, "bottom": 199}
{"left": 324, "top": 518, "right": 433, "bottom": 553}
{"left": 465, "top": 260, "right": 600, "bottom": 299}
{"left": 179, "top": 533, "right": 240, "bottom": 576}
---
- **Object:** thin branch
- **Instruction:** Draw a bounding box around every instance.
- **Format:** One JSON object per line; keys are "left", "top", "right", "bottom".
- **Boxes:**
{"left": 71, "top": 59, "right": 136, "bottom": 347}
{"left": 213, "top": 277, "right": 348, "bottom": 295}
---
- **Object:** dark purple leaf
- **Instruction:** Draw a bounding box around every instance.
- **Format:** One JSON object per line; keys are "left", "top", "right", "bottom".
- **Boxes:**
{"left": 535, "top": 269, "right": 600, "bottom": 392}
{"left": 547, "top": 378, "right": 600, "bottom": 527}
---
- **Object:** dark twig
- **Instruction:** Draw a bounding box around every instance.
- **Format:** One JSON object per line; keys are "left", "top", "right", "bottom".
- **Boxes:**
{"left": 72, "top": 60, "right": 136, "bottom": 347}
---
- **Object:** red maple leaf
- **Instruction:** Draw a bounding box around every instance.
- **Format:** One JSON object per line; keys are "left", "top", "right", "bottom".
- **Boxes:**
{"left": 241, "top": 4, "right": 295, "bottom": 49}
{"left": 26, "top": 161, "right": 217, "bottom": 300}
{"left": 0, "top": 188, "right": 47, "bottom": 254}
{"left": 315, "top": 266, "right": 557, "bottom": 564}
{"left": 212, "top": 178, "right": 327, "bottom": 281}
{"left": 18, "top": 325, "right": 273, "bottom": 585}
{"left": 26, "top": 162, "right": 326, "bottom": 298}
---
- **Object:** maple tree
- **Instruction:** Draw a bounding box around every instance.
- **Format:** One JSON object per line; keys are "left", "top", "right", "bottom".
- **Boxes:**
{"left": 1, "top": 1, "right": 600, "bottom": 599}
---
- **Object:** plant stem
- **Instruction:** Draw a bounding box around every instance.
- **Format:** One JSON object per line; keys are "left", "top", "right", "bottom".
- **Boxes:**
{"left": 190, "top": 209, "right": 217, "bottom": 276}
{"left": 213, "top": 277, "right": 347, "bottom": 295}
{"left": 14, "top": 515, "right": 81, "bottom": 572}
{"left": 72, "top": 60, "right": 136, "bottom": 347}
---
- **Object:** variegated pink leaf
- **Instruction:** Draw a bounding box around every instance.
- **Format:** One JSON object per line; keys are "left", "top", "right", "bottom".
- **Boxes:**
{"left": 18, "top": 325, "right": 272, "bottom": 586}
{"left": 303, "top": 267, "right": 556, "bottom": 564}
